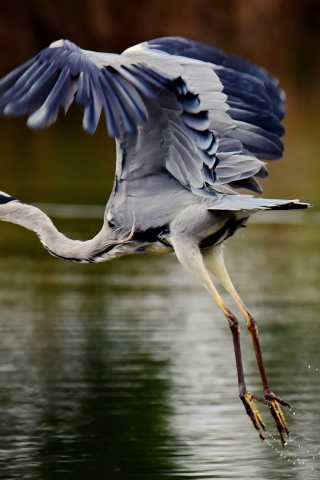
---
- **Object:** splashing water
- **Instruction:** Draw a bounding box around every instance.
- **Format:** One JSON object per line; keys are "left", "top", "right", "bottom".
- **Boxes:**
{"left": 264, "top": 405, "right": 320, "bottom": 474}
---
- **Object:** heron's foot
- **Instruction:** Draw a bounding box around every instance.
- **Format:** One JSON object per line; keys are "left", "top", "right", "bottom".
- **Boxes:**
{"left": 265, "top": 392, "right": 290, "bottom": 446}
{"left": 240, "top": 392, "right": 266, "bottom": 441}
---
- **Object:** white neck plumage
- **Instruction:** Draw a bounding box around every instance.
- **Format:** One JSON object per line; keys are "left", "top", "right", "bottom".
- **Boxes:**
{"left": 0, "top": 193, "right": 125, "bottom": 263}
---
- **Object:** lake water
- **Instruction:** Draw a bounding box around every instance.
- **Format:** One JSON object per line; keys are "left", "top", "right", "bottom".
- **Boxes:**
{"left": 0, "top": 114, "right": 319, "bottom": 479}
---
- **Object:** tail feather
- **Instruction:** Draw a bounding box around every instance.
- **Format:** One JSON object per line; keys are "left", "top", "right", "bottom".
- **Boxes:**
{"left": 208, "top": 194, "right": 311, "bottom": 212}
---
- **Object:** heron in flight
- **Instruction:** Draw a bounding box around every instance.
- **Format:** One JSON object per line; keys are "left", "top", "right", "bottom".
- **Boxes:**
{"left": 0, "top": 36, "right": 310, "bottom": 445}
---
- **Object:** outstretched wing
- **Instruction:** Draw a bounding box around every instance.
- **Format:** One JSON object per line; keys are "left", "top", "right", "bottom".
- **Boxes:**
{"left": 0, "top": 39, "right": 185, "bottom": 137}
{"left": 146, "top": 36, "right": 286, "bottom": 122}
{"left": 0, "top": 37, "right": 286, "bottom": 195}
{"left": 123, "top": 37, "right": 285, "bottom": 194}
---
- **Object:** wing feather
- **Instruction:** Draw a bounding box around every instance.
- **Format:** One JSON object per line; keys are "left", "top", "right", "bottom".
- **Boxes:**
{"left": 0, "top": 36, "right": 288, "bottom": 197}
{"left": 137, "top": 36, "right": 287, "bottom": 193}
{"left": 147, "top": 36, "right": 286, "bottom": 120}
{"left": 0, "top": 39, "right": 182, "bottom": 138}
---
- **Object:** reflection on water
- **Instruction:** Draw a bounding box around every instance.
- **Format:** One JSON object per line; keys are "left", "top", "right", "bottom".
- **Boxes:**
{"left": 0, "top": 220, "right": 318, "bottom": 479}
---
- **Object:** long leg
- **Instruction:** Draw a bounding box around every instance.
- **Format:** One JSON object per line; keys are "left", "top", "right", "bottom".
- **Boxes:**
{"left": 203, "top": 246, "right": 289, "bottom": 445}
{"left": 171, "top": 237, "right": 266, "bottom": 441}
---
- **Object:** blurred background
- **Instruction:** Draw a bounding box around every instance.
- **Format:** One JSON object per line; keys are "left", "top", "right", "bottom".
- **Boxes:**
{"left": 0, "top": 2, "right": 319, "bottom": 479}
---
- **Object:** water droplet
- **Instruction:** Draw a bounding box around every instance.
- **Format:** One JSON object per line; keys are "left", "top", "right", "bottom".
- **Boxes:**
{"left": 308, "top": 365, "right": 311, "bottom": 368}
{"left": 293, "top": 412, "right": 296, "bottom": 415}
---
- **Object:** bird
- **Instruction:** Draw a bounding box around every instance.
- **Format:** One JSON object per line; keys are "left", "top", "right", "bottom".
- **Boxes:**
{"left": 0, "top": 36, "right": 310, "bottom": 446}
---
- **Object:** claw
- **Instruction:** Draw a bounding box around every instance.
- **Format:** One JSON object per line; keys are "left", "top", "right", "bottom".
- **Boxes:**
{"left": 240, "top": 392, "right": 266, "bottom": 441}
{"left": 240, "top": 391, "right": 290, "bottom": 446}
{"left": 268, "top": 398, "right": 290, "bottom": 446}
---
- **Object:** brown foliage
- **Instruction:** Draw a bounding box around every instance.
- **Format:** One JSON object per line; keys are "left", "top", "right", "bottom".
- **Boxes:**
{"left": 0, "top": 0, "right": 320, "bottom": 86}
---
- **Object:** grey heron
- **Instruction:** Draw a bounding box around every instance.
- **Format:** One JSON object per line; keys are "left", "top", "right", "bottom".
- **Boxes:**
{"left": 0, "top": 36, "right": 310, "bottom": 446}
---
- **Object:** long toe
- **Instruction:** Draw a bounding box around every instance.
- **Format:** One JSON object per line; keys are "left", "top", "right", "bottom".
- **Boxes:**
{"left": 268, "top": 398, "right": 290, "bottom": 446}
{"left": 240, "top": 392, "right": 266, "bottom": 441}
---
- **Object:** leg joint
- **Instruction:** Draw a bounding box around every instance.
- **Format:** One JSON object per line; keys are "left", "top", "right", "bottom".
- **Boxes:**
{"left": 246, "top": 315, "right": 258, "bottom": 333}
{"left": 227, "top": 312, "right": 240, "bottom": 332}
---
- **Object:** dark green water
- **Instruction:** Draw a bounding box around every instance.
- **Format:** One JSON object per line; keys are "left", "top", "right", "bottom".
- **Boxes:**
{"left": 0, "top": 112, "right": 319, "bottom": 479}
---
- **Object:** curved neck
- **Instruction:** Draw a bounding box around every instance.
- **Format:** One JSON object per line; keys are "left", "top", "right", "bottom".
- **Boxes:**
{"left": 0, "top": 200, "right": 118, "bottom": 263}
